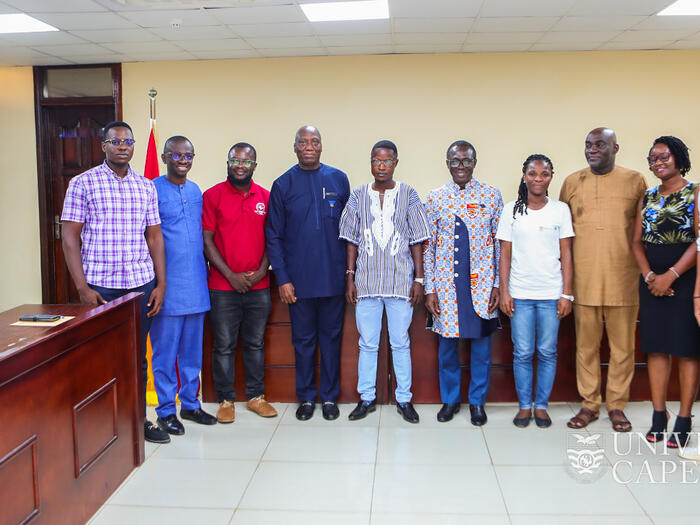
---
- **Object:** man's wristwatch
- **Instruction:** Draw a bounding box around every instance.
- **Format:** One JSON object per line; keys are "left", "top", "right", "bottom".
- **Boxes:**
{"left": 414, "top": 278, "right": 424, "bottom": 284}
{"left": 560, "top": 294, "right": 574, "bottom": 302}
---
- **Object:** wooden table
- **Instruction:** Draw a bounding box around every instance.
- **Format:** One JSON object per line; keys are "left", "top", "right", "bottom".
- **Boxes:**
{"left": 0, "top": 295, "right": 144, "bottom": 525}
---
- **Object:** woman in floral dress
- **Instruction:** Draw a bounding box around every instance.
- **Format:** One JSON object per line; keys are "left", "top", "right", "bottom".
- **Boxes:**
{"left": 632, "top": 135, "right": 700, "bottom": 449}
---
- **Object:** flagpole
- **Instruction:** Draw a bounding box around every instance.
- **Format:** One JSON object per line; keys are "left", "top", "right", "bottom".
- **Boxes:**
{"left": 144, "top": 87, "right": 160, "bottom": 408}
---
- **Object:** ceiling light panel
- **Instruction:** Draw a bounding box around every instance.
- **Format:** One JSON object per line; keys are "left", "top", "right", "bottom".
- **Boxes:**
{"left": 300, "top": 0, "right": 389, "bottom": 22}
{"left": 658, "top": 0, "right": 700, "bottom": 15}
{"left": 0, "top": 13, "right": 58, "bottom": 33}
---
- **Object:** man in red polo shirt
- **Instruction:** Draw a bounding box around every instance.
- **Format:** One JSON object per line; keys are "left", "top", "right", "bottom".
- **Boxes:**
{"left": 202, "top": 142, "right": 277, "bottom": 423}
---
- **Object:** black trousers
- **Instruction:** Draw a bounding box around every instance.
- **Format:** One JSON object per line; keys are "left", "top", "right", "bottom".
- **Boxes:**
{"left": 288, "top": 295, "right": 345, "bottom": 402}
{"left": 209, "top": 288, "right": 271, "bottom": 402}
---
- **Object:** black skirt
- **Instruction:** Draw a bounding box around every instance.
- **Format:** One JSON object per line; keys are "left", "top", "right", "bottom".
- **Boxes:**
{"left": 639, "top": 242, "right": 700, "bottom": 357}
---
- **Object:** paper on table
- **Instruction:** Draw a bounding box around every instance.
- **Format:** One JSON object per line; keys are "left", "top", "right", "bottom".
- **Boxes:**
{"left": 11, "top": 316, "right": 75, "bottom": 327}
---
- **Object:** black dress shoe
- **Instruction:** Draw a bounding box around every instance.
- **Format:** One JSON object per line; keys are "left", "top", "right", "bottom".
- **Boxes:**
{"left": 469, "top": 404, "right": 487, "bottom": 426}
{"left": 180, "top": 408, "right": 217, "bottom": 426}
{"left": 437, "top": 403, "right": 460, "bottom": 422}
{"left": 145, "top": 420, "right": 171, "bottom": 444}
{"left": 157, "top": 414, "right": 185, "bottom": 435}
{"left": 397, "top": 402, "right": 419, "bottom": 423}
{"left": 322, "top": 401, "right": 340, "bottom": 421}
{"left": 349, "top": 400, "right": 376, "bottom": 421}
{"left": 296, "top": 401, "right": 315, "bottom": 421}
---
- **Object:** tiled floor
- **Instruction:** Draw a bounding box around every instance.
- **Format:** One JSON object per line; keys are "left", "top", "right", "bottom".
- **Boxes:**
{"left": 88, "top": 401, "right": 700, "bottom": 525}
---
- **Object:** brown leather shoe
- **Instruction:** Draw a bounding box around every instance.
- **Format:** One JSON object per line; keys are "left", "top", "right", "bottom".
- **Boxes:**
{"left": 216, "top": 400, "right": 235, "bottom": 423}
{"left": 247, "top": 395, "right": 278, "bottom": 418}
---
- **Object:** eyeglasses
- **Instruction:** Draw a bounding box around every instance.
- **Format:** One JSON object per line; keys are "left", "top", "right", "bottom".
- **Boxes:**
{"left": 647, "top": 152, "right": 672, "bottom": 165}
{"left": 165, "top": 152, "right": 195, "bottom": 161}
{"left": 104, "top": 138, "right": 135, "bottom": 146}
{"left": 228, "top": 158, "right": 256, "bottom": 168}
{"left": 295, "top": 139, "right": 321, "bottom": 149}
{"left": 448, "top": 158, "right": 476, "bottom": 168}
{"left": 371, "top": 158, "right": 396, "bottom": 168}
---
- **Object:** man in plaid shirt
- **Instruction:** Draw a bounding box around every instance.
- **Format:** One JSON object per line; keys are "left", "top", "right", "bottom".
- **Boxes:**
{"left": 61, "top": 120, "right": 170, "bottom": 444}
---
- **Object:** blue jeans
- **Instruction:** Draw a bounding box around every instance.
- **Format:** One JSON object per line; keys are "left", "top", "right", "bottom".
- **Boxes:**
{"left": 209, "top": 289, "right": 271, "bottom": 402}
{"left": 438, "top": 335, "right": 491, "bottom": 405}
{"left": 510, "top": 299, "right": 560, "bottom": 410}
{"left": 89, "top": 279, "right": 155, "bottom": 417}
{"left": 355, "top": 297, "right": 414, "bottom": 403}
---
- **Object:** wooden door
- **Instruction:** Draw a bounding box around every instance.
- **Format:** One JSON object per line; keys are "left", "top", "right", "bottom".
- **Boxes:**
{"left": 44, "top": 106, "right": 115, "bottom": 304}
{"left": 34, "top": 64, "right": 121, "bottom": 304}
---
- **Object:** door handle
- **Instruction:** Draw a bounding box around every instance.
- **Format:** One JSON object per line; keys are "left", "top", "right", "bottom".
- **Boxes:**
{"left": 54, "top": 215, "right": 61, "bottom": 240}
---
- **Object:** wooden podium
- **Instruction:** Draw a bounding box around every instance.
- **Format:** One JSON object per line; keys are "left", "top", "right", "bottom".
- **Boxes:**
{"left": 0, "top": 294, "right": 144, "bottom": 525}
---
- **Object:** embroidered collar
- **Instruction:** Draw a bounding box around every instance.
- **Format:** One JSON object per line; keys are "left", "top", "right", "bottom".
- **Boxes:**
{"left": 368, "top": 182, "right": 400, "bottom": 251}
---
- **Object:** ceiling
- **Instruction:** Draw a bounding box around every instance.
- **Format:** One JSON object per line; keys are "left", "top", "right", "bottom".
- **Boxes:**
{"left": 0, "top": 0, "right": 699, "bottom": 66}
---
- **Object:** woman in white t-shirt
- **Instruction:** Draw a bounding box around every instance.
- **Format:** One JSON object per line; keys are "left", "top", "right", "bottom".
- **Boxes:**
{"left": 497, "top": 154, "right": 574, "bottom": 428}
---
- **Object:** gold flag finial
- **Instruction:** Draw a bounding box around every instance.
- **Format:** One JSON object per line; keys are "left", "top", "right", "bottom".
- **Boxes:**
{"left": 148, "top": 88, "right": 157, "bottom": 120}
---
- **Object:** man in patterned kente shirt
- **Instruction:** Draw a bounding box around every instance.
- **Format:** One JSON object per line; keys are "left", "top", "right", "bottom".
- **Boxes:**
{"left": 424, "top": 140, "right": 503, "bottom": 426}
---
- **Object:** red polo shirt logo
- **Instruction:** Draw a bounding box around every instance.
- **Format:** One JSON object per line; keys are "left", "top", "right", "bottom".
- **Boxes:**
{"left": 255, "top": 202, "right": 266, "bottom": 215}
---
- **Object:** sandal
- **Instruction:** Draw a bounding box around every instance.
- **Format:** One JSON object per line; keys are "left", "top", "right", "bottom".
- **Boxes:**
{"left": 646, "top": 410, "right": 669, "bottom": 443}
{"left": 567, "top": 408, "right": 599, "bottom": 429}
{"left": 667, "top": 416, "right": 692, "bottom": 449}
{"left": 609, "top": 409, "right": 632, "bottom": 433}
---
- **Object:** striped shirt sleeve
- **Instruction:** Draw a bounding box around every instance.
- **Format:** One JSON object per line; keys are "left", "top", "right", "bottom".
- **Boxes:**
{"left": 406, "top": 187, "right": 430, "bottom": 244}
{"left": 338, "top": 189, "right": 361, "bottom": 245}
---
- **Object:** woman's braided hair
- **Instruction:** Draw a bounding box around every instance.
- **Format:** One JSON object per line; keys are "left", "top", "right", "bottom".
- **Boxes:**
{"left": 513, "top": 153, "right": 554, "bottom": 218}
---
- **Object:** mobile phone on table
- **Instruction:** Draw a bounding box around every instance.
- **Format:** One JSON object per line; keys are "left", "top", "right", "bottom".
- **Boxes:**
{"left": 19, "top": 314, "right": 61, "bottom": 322}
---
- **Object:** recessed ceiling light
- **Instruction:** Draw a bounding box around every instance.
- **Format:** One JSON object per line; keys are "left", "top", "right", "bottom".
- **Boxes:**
{"left": 657, "top": 0, "right": 700, "bottom": 16}
{"left": 0, "top": 14, "right": 58, "bottom": 34}
{"left": 300, "top": 0, "right": 389, "bottom": 22}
